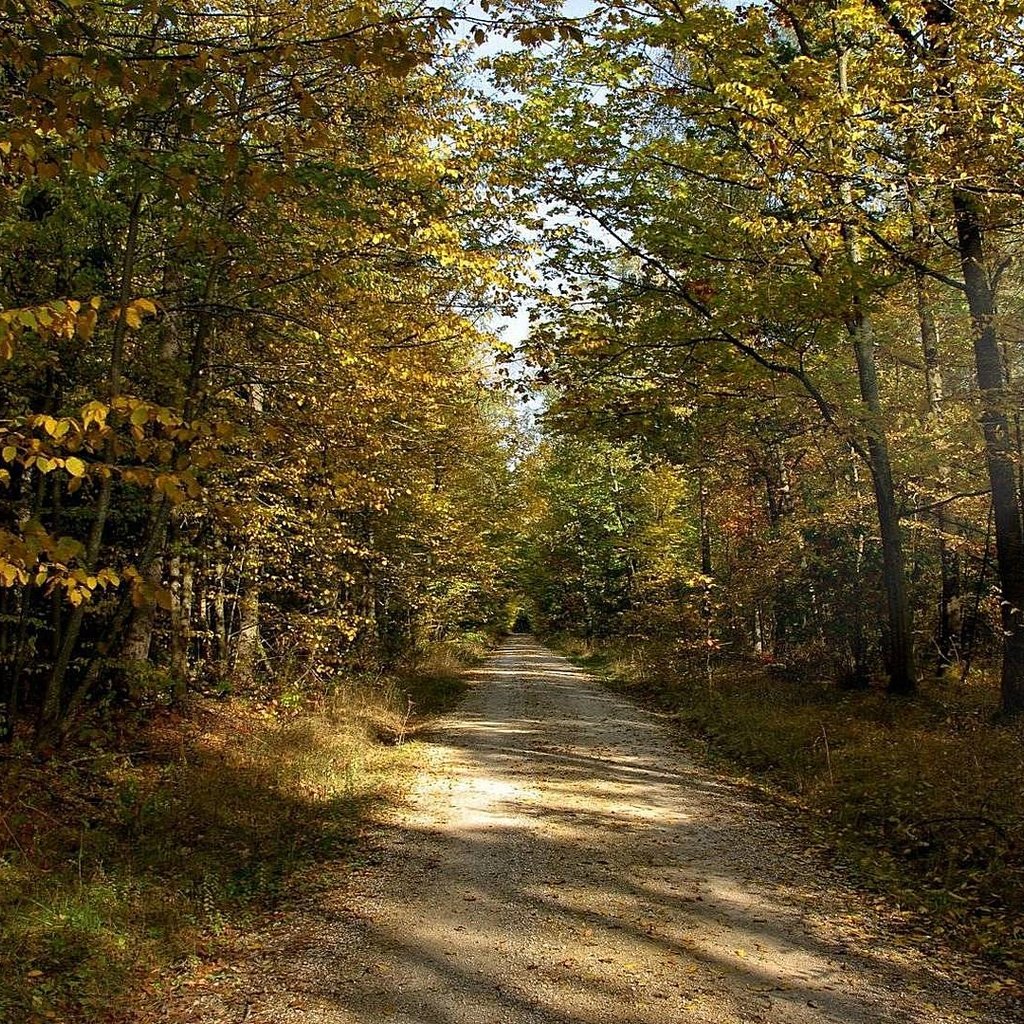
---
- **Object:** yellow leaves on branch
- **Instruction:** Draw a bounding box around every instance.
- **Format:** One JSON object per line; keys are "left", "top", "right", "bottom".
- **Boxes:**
{"left": 110, "top": 297, "right": 159, "bottom": 330}
{"left": 81, "top": 400, "right": 108, "bottom": 430}
{"left": 0, "top": 405, "right": 214, "bottom": 601}
{"left": 57, "top": 567, "right": 121, "bottom": 606}
{"left": 0, "top": 397, "right": 221, "bottom": 507}
{"left": 0, "top": 296, "right": 102, "bottom": 358}
{"left": 0, "top": 522, "right": 119, "bottom": 604}
{"left": 715, "top": 80, "right": 787, "bottom": 123}
{"left": 0, "top": 294, "right": 159, "bottom": 361}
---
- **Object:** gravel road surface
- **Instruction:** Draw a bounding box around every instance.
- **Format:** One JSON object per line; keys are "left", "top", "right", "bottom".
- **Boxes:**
{"left": 155, "top": 637, "right": 1011, "bottom": 1023}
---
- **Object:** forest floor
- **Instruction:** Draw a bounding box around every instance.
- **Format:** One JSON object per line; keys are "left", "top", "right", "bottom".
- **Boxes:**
{"left": 142, "top": 637, "right": 1017, "bottom": 1024}
{"left": 0, "top": 664, "right": 472, "bottom": 1023}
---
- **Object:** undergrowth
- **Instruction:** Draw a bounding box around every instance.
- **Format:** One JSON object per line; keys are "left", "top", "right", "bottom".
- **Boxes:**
{"left": 0, "top": 641, "right": 483, "bottom": 1023}
{"left": 559, "top": 636, "right": 1024, "bottom": 991}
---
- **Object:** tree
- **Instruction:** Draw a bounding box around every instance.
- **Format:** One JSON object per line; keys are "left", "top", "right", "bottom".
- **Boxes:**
{"left": 491, "top": 0, "right": 1016, "bottom": 700}
{"left": 0, "top": 0, "right": 521, "bottom": 744}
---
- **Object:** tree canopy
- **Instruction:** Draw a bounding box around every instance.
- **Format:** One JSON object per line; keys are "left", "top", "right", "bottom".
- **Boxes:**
{"left": 2, "top": 0, "right": 1024, "bottom": 732}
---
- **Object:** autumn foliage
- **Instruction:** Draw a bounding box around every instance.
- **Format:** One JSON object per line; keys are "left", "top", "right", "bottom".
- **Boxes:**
{"left": 0, "top": 0, "right": 519, "bottom": 746}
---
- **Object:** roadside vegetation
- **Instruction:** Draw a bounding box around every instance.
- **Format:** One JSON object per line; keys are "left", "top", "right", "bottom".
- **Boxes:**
{"left": 0, "top": 636, "right": 484, "bottom": 1023}
{"left": 558, "top": 635, "right": 1024, "bottom": 992}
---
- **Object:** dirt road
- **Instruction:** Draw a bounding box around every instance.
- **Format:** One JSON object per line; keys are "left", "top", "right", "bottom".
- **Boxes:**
{"left": 158, "top": 637, "right": 1009, "bottom": 1023}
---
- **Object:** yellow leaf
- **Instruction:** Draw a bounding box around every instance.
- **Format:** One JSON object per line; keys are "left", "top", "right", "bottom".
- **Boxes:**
{"left": 81, "top": 400, "right": 108, "bottom": 428}
{"left": 78, "top": 308, "right": 98, "bottom": 340}
{"left": 64, "top": 456, "right": 86, "bottom": 478}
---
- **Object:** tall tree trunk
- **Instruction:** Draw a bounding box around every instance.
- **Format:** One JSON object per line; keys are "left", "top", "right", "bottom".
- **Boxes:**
{"left": 0, "top": 590, "right": 10, "bottom": 740}
{"left": 234, "top": 580, "right": 262, "bottom": 689}
{"left": 850, "top": 309, "right": 917, "bottom": 692}
{"left": 698, "top": 465, "right": 712, "bottom": 577}
{"left": 64, "top": 497, "right": 171, "bottom": 727}
{"left": 844, "top": 449, "right": 870, "bottom": 689}
{"left": 953, "top": 192, "right": 1024, "bottom": 713}
{"left": 914, "top": 268, "right": 959, "bottom": 671}
{"left": 697, "top": 462, "right": 714, "bottom": 676}
{"left": 0, "top": 591, "right": 16, "bottom": 742}
{"left": 168, "top": 550, "right": 193, "bottom": 701}
{"left": 123, "top": 556, "right": 162, "bottom": 665}
{"left": 835, "top": 46, "right": 916, "bottom": 693}
{"left": 766, "top": 440, "right": 794, "bottom": 658}
{"left": 212, "top": 558, "right": 229, "bottom": 678}
{"left": 911, "top": 0, "right": 1024, "bottom": 712}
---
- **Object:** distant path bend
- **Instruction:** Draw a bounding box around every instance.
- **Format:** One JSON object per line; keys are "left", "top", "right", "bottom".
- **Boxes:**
{"left": 156, "top": 637, "right": 1009, "bottom": 1023}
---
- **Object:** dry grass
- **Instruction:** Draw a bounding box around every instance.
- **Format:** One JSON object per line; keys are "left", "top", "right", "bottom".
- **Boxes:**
{"left": 0, "top": 650, "right": 479, "bottom": 1024}
{"left": 562, "top": 637, "right": 1024, "bottom": 985}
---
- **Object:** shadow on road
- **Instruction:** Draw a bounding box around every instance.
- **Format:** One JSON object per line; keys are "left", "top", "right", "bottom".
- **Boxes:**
{"left": 214, "top": 637, "right": 999, "bottom": 1024}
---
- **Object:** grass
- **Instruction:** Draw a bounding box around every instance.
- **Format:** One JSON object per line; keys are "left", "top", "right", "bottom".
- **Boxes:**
{"left": 0, "top": 646, "right": 482, "bottom": 1023}
{"left": 558, "top": 636, "right": 1024, "bottom": 990}
{"left": 396, "top": 637, "right": 484, "bottom": 720}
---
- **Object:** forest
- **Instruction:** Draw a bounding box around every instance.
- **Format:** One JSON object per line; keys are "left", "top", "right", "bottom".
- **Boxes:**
{"left": 1, "top": 1, "right": 1023, "bottom": 1021}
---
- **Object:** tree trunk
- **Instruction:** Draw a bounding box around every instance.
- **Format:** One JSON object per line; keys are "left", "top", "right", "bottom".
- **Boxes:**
{"left": 915, "top": 269, "right": 959, "bottom": 671}
{"left": 843, "top": 449, "right": 870, "bottom": 689}
{"left": 766, "top": 444, "right": 794, "bottom": 658}
{"left": 835, "top": 46, "right": 916, "bottom": 692}
{"left": 698, "top": 467, "right": 712, "bottom": 576}
{"left": 952, "top": 191, "right": 1024, "bottom": 713}
{"left": 169, "top": 552, "right": 193, "bottom": 701}
{"left": 912, "top": 0, "right": 1024, "bottom": 711}
{"left": 0, "top": 590, "right": 15, "bottom": 742}
{"left": 234, "top": 580, "right": 262, "bottom": 689}
{"left": 123, "top": 556, "right": 162, "bottom": 665}
{"left": 697, "top": 463, "right": 714, "bottom": 670}
{"left": 212, "top": 559, "right": 229, "bottom": 678}
{"left": 62, "top": 497, "right": 171, "bottom": 728}
{"left": 850, "top": 310, "right": 917, "bottom": 692}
